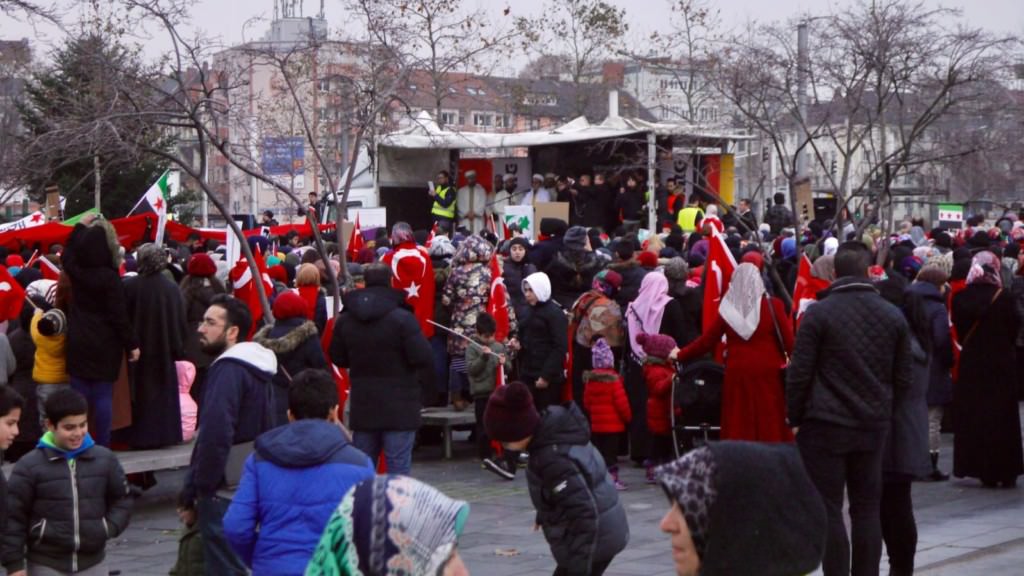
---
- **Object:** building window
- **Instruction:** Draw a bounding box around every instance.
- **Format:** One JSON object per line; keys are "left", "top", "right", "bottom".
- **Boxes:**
{"left": 317, "top": 107, "right": 330, "bottom": 122}
{"left": 472, "top": 111, "right": 493, "bottom": 127}
{"left": 318, "top": 78, "right": 330, "bottom": 93}
{"left": 522, "top": 93, "right": 557, "bottom": 106}
{"left": 440, "top": 109, "right": 461, "bottom": 127}
{"left": 528, "top": 117, "right": 542, "bottom": 130}
{"left": 494, "top": 114, "right": 510, "bottom": 128}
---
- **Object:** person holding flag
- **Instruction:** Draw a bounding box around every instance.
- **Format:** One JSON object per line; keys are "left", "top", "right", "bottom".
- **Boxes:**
{"left": 381, "top": 222, "right": 435, "bottom": 338}
{"left": 466, "top": 313, "right": 516, "bottom": 480}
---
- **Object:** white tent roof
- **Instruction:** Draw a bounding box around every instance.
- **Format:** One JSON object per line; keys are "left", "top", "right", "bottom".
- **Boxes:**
{"left": 380, "top": 111, "right": 752, "bottom": 150}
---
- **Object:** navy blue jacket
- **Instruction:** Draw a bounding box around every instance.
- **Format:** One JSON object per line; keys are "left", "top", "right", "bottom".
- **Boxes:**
{"left": 223, "top": 420, "right": 373, "bottom": 575}
{"left": 182, "top": 342, "right": 278, "bottom": 502}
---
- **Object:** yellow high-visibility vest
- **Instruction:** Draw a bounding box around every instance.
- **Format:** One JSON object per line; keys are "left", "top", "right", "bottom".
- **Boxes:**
{"left": 431, "top": 186, "right": 455, "bottom": 219}
{"left": 677, "top": 206, "right": 704, "bottom": 232}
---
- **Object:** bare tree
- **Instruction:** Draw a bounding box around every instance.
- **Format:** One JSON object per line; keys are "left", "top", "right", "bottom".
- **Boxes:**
{"left": 716, "top": 0, "right": 1015, "bottom": 242}
{"left": 516, "top": 0, "right": 628, "bottom": 116}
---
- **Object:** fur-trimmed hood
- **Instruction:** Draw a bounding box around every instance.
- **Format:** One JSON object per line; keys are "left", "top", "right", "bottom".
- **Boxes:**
{"left": 583, "top": 368, "right": 620, "bottom": 383}
{"left": 253, "top": 319, "right": 319, "bottom": 355}
{"left": 136, "top": 243, "right": 167, "bottom": 276}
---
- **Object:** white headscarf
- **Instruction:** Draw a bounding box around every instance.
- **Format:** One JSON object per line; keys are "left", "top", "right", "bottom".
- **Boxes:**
{"left": 719, "top": 263, "right": 766, "bottom": 341}
{"left": 823, "top": 237, "right": 839, "bottom": 257}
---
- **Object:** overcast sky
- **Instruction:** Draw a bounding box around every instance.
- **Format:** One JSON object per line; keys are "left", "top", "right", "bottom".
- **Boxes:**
{"left": 2, "top": 0, "right": 1021, "bottom": 69}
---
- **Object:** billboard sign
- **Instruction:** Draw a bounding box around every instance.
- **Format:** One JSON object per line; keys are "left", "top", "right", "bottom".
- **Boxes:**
{"left": 262, "top": 136, "right": 305, "bottom": 190}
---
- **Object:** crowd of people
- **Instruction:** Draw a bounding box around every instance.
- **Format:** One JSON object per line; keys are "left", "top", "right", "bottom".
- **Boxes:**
{"left": 0, "top": 188, "right": 1021, "bottom": 575}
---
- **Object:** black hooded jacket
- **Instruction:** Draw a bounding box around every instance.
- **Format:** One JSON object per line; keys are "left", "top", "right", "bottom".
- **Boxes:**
{"left": 527, "top": 403, "right": 629, "bottom": 575}
{"left": 330, "top": 286, "right": 433, "bottom": 431}
{"left": 62, "top": 224, "right": 138, "bottom": 381}
{"left": 254, "top": 318, "right": 327, "bottom": 425}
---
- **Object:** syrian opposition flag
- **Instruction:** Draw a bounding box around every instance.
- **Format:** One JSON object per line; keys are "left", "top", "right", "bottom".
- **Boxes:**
{"left": 0, "top": 265, "right": 26, "bottom": 321}
{"left": 129, "top": 170, "right": 179, "bottom": 245}
{"left": 487, "top": 251, "right": 510, "bottom": 341}
{"left": 346, "top": 214, "right": 364, "bottom": 262}
{"left": 230, "top": 248, "right": 273, "bottom": 338}
{"left": 381, "top": 242, "right": 435, "bottom": 337}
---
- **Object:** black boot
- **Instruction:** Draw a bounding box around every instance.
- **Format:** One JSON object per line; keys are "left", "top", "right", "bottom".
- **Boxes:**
{"left": 929, "top": 451, "right": 949, "bottom": 481}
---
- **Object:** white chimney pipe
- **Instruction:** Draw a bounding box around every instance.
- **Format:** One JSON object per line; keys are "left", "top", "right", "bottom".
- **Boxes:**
{"left": 608, "top": 89, "right": 619, "bottom": 118}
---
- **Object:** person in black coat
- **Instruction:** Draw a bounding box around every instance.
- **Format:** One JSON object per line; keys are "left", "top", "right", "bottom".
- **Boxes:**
{"left": 607, "top": 240, "right": 649, "bottom": 310}
{"left": 253, "top": 291, "right": 328, "bottom": 426}
{"left": 503, "top": 238, "right": 537, "bottom": 329}
{"left": 180, "top": 253, "right": 229, "bottom": 410}
{"left": 329, "top": 264, "right": 433, "bottom": 475}
{"left": 579, "top": 173, "right": 616, "bottom": 231}
{"left": 530, "top": 218, "right": 567, "bottom": 271}
{"left": 119, "top": 244, "right": 188, "bottom": 449}
{"left": 518, "top": 272, "right": 569, "bottom": 410}
{"left": 614, "top": 174, "right": 646, "bottom": 225}
{"left": 61, "top": 218, "right": 139, "bottom": 447}
{"left": 908, "top": 267, "right": 954, "bottom": 481}
{"left": 484, "top": 382, "right": 629, "bottom": 576}
{"left": 545, "top": 226, "right": 603, "bottom": 310}
{"left": 950, "top": 251, "right": 1023, "bottom": 488}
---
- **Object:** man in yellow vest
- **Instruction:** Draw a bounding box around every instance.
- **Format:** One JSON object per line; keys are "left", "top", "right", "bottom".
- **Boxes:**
{"left": 677, "top": 194, "right": 705, "bottom": 233}
{"left": 428, "top": 169, "right": 456, "bottom": 229}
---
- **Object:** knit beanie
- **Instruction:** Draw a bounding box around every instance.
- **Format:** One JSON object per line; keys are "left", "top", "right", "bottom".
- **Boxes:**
{"left": 38, "top": 308, "right": 67, "bottom": 337}
{"left": 484, "top": 381, "right": 541, "bottom": 443}
{"left": 591, "top": 338, "right": 614, "bottom": 370}
{"left": 655, "top": 446, "right": 719, "bottom": 559}
{"left": 508, "top": 237, "right": 531, "bottom": 252}
{"left": 636, "top": 333, "right": 677, "bottom": 360}
{"left": 187, "top": 253, "right": 217, "bottom": 278}
{"left": 272, "top": 291, "right": 308, "bottom": 320}
{"left": 563, "top": 226, "right": 588, "bottom": 250}
{"left": 662, "top": 257, "right": 689, "bottom": 283}
{"left": 638, "top": 251, "right": 658, "bottom": 269}
{"left": 592, "top": 269, "right": 622, "bottom": 296}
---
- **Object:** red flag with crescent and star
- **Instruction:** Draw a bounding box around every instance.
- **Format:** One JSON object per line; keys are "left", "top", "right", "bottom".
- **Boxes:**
{"left": 0, "top": 265, "right": 26, "bottom": 321}
{"left": 381, "top": 241, "right": 435, "bottom": 337}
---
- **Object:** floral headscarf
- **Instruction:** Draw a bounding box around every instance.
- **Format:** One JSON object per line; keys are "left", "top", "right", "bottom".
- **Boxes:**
{"left": 966, "top": 251, "right": 1002, "bottom": 288}
{"left": 306, "top": 475, "right": 470, "bottom": 576}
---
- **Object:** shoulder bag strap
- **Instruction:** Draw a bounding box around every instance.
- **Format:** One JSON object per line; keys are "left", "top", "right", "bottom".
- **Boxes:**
{"left": 763, "top": 294, "right": 789, "bottom": 363}
{"left": 961, "top": 288, "right": 1003, "bottom": 348}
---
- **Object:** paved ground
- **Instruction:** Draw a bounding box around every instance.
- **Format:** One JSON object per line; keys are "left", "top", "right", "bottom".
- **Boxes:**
{"left": 9, "top": 425, "right": 1023, "bottom": 575}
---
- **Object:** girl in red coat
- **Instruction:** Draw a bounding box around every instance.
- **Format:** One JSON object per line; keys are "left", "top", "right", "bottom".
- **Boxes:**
{"left": 674, "top": 262, "right": 794, "bottom": 443}
{"left": 583, "top": 337, "right": 632, "bottom": 490}
{"left": 636, "top": 333, "right": 678, "bottom": 483}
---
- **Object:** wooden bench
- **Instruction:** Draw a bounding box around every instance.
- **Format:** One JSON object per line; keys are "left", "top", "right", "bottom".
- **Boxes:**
{"left": 421, "top": 407, "right": 476, "bottom": 459}
{"left": 2, "top": 440, "right": 195, "bottom": 478}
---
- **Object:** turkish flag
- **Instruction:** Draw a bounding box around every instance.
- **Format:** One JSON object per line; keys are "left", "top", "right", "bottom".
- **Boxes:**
{"left": 0, "top": 265, "right": 27, "bottom": 321}
{"left": 230, "top": 249, "right": 273, "bottom": 338}
{"left": 487, "top": 252, "right": 510, "bottom": 341}
{"left": 703, "top": 233, "right": 736, "bottom": 362}
{"left": 791, "top": 254, "right": 831, "bottom": 329}
{"left": 426, "top": 221, "right": 438, "bottom": 248}
{"left": 381, "top": 241, "right": 435, "bottom": 337}
{"left": 38, "top": 256, "right": 62, "bottom": 281}
{"left": 346, "top": 214, "right": 364, "bottom": 262}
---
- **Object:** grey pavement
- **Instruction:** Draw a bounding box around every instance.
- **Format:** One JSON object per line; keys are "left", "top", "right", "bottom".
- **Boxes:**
{"left": 18, "top": 422, "right": 1024, "bottom": 575}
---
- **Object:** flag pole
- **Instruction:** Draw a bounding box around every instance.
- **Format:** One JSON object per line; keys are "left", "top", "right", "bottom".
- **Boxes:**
{"left": 427, "top": 320, "right": 501, "bottom": 358}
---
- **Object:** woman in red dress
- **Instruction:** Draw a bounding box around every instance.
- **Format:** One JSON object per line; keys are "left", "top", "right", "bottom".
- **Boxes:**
{"left": 673, "top": 262, "right": 794, "bottom": 442}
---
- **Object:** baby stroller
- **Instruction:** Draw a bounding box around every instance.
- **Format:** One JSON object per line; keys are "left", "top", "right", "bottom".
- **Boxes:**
{"left": 671, "top": 360, "right": 724, "bottom": 457}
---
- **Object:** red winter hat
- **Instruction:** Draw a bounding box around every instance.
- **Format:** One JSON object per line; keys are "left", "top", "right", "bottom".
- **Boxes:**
{"left": 740, "top": 251, "right": 764, "bottom": 270}
{"left": 638, "top": 251, "right": 659, "bottom": 269}
{"left": 187, "top": 253, "right": 217, "bottom": 278}
{"left": 484, "top": 381, "right": 541, "bottom": 443}
{"left": 267, "top": 264, "right": 288, "bottom": 285}
{"left": 636, "top": 333, "right": 677, "bottom": 360}
{"left": 6, "top": 254, "right": 24, "bottom": 267}
{"left": 272, "top": 291, "right": 308, "bottom": 320}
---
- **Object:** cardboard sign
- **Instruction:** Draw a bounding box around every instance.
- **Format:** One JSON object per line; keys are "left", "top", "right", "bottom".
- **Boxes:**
{"left": 534, "top": 202, "right": 570, "bottom": 228}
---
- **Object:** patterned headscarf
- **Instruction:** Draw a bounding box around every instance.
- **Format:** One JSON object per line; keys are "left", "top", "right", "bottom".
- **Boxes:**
{"left": 306, "top": 475, "right": 470, "bottom": 576}
{"left": 656, "top": 446, "right": 719, "bottom": 559}
{"left": 966, "top": 251, "right": 1002, "bottom": 288}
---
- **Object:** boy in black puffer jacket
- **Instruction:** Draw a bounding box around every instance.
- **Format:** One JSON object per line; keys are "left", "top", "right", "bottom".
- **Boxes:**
{"left": 2, "top": 388, "right": 132, "bottom": 575}
{"left": 485, "top": 381, "right": 629, "bottom": 576}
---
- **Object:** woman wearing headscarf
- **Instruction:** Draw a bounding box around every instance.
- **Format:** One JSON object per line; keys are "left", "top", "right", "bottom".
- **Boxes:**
{"left": 673, "top": 263, "right": 794, "bottom": 442}
{"left": 306, "top": 475, "right": 470, "bottom": 576}
{"left": 624, "top": 272, "right": 690, "bottom": 464}
{"left": 295, "top": 263, "right": 328, "bottom": 334}
{"left": 951, "top": 251, "right": 1023, "bottom": 487}
{"left": 568, "top": 269, "right": 624, "bottom": 405}
{"left": 180, "top": 253, "right": 228, "bottom": 410}
{"left": 442, "top": 235, "right": 497, "bottom": 410}
{"left": 655, "top": 442, "right": 827, "bottom": 576}
{"left": 519, "top": 272, "right": 568, "bottom": 410}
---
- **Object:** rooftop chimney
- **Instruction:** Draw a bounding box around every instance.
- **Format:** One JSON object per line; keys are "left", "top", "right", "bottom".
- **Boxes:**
{"left": 608, "top": 89, "right": 619, "bottom": 118}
